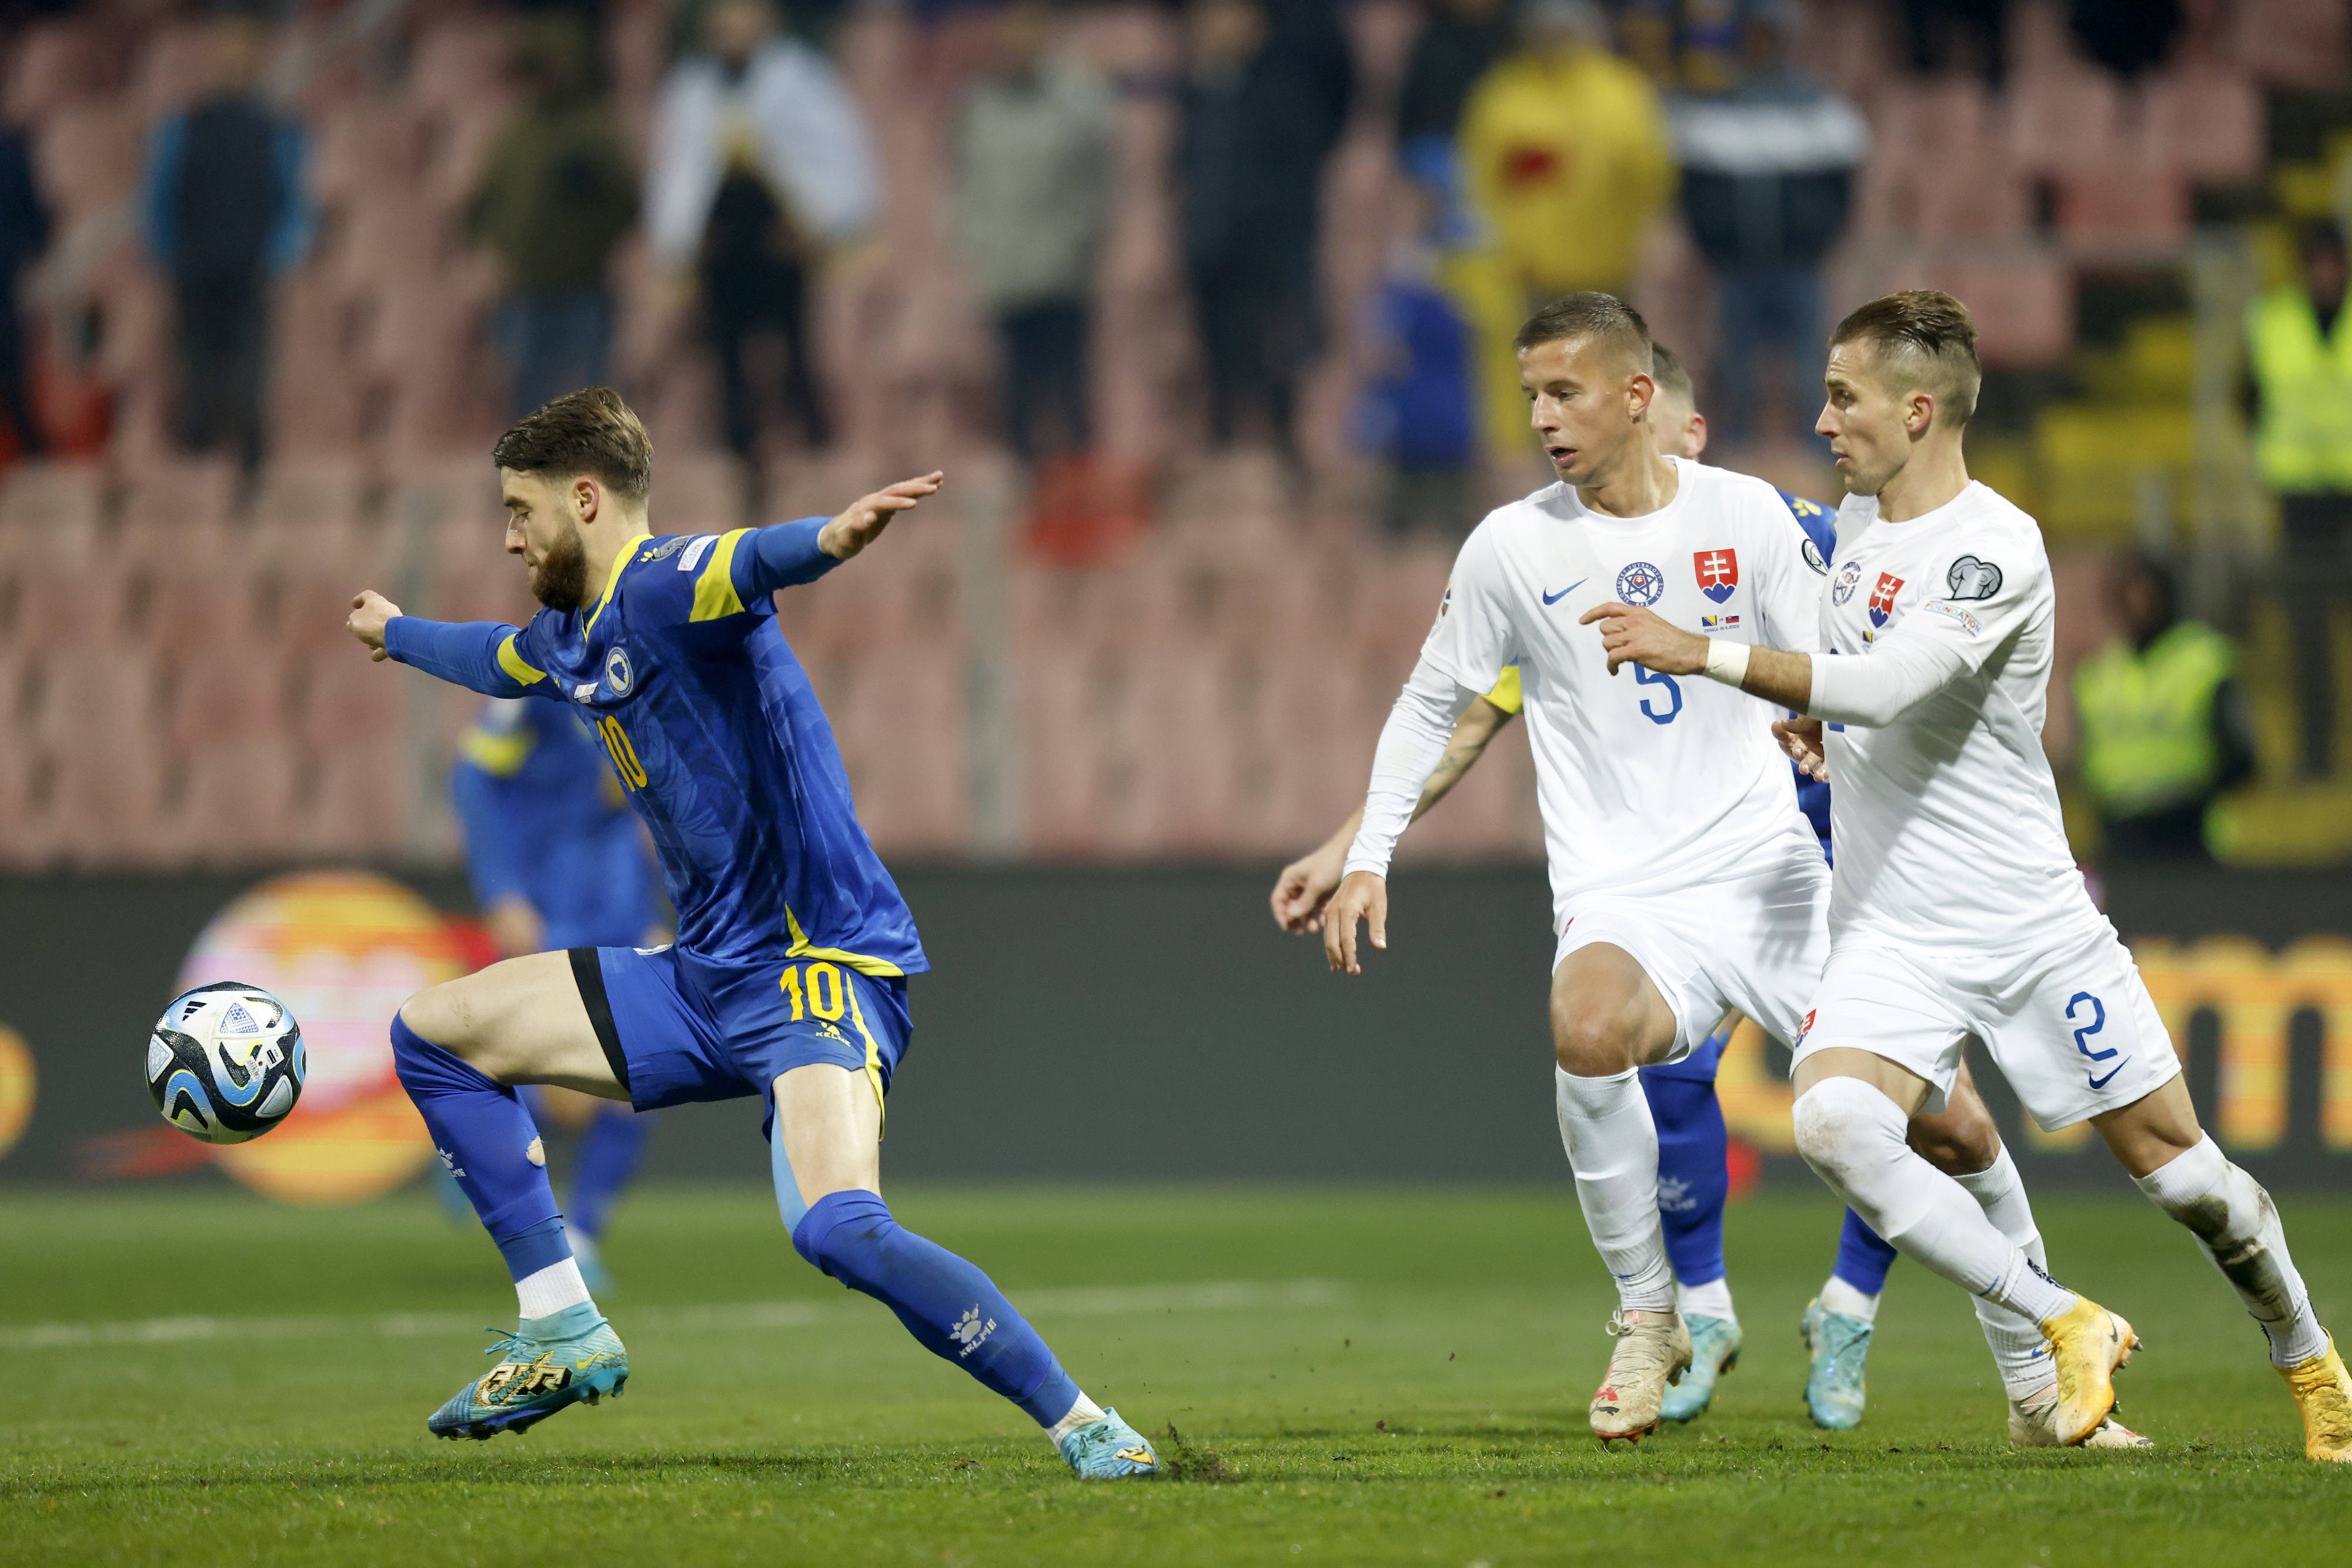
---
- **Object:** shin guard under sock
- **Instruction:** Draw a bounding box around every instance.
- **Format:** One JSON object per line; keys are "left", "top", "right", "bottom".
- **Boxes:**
{"left": 791, "top": 1189, "right": 1083, "bottom": 1426}
{"left": 391, "top": 1014, "right": 571, "bottom": 1285}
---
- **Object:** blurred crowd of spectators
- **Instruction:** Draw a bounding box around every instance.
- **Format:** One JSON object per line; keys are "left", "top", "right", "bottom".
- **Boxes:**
{"left": 0, "top": 0, "right": 2246, "bottom": 496}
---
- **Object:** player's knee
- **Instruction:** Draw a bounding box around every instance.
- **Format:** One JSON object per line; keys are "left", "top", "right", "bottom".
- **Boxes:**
{"left": 1552, "top": 1010, "right": 1639, "bottom": 1076}
{"left": 1792, "top": 1078, "right": 1895, "bottom": 1187}
{"left": 1910, "top": 1112, "right": 2000, "bottom": 1176}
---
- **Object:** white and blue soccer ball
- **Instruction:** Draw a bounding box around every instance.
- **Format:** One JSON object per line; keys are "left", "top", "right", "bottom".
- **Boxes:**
{"left": 146, "top": 983, "right": 305, "bottom": 1145}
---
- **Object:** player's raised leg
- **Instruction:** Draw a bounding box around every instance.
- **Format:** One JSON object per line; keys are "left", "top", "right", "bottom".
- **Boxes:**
{"left": 770, "top": 1059, "right": 1157, "bottom": 1479}
{"left": 392, "top": 952, "right": 632, "bottom": 1440}
{"left": 1644, "top": 1019, "right": 1739, "bottom": 1423}
{"left": 2098, "top": 1075, "right": 2350, "bottom": 1462}
{"left": 1789, "top": 1046, "right": 2136, "bottom": 1449}
{"left": 1552, "top": 944, "right": 1692, "bottom": 1444}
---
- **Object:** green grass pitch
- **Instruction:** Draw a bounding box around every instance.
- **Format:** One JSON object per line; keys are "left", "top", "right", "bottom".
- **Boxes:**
{"left": 2, "top": 1183, "right": 2346, "bottom": 1566}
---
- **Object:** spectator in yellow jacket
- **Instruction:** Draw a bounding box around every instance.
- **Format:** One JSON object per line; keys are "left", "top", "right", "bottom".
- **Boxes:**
{"left": 1454, "top": 0, "right": 1673, "bottom": 457}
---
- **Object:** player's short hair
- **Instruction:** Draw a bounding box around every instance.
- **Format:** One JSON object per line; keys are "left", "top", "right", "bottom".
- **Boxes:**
{"left": 1829, "top": 289, "right": 1980, "bottom": 428}
{"left": 1514, "top": 292, "right": 1653, "bottom": 376}
{"left": 491, "top": 386, "right": 653, "bottom": 503}
{"left": 1649, "top": 342, "right": 1693, "bottom": 405}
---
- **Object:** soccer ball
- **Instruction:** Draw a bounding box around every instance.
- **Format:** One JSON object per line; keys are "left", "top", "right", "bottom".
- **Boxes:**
{"left": 146, "top": 982, "right": 306, "bottom": 1144}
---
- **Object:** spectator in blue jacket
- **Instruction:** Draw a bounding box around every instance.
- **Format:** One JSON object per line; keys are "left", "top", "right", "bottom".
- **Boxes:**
{"left": 0, "top": 120, "right": 49, "bottom": 459}
{"left": 138, "top": 11, "right": 316, "bottom": 473}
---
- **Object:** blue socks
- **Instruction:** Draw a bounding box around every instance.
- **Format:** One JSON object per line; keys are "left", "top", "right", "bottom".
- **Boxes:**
{"left": 1641, "top": 1071, "right": 1730, "bottom": 1290}
{"left": 791, "top": 1189, "right": 1082, "bottom": 1427}
{"left": 390, "top": 1014, "right": 572, "bottom": 1284}
{"left": 566, "top": 1105, "right": 651, "bottom": 1243}
{"left": 1833, "top": 1206, "right": 1900, "bottom": 1296}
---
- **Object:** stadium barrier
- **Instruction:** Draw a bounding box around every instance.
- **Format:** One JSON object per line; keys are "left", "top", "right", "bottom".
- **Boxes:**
{"left": 1, "top": 867, "right": 2348, "bottom": 1194}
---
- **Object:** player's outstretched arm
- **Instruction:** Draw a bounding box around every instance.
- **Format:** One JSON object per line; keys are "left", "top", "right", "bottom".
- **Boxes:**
{"left": 1271, "top": 697, "right": 1516, "bottom": 934}
{"left": 350, "top": 591, "right": 545, "bottom": 697}
{"left": 818, "top": 472, "right": 944, "bottom": 562}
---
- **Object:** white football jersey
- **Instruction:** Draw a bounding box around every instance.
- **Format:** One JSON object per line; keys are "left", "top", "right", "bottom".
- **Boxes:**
{"left": 1422, "top": 458, "right": 1828, "bottom": 918}
{"left": 1819, "top": 481, "right": 2107, "bottom": 949}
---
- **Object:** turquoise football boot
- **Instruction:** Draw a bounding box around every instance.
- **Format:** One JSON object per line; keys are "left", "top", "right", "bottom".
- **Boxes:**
{"left": 1661, "top": 1313, "right": 1742, "bottom": 1422}
{"left": 427, "top": 1302, "right": 629, "bottom": 1440}
{"left": 1058, "top": 1408, "right": 1160, "bottom": 1479}
{"left": 1800, "top": 1297, "right": 1872, "bottom": 1430}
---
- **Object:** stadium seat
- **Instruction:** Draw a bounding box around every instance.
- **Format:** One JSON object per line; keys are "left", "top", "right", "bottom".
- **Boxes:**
{"left": 293, "top": 649, "right": 405, "bottom": 754}
{"left": 169, "top": 734, "right": 302, "bottom": 866}
{"left": 2143, "top": 68, "right": 2264, "bottom": 184}
{"left": 8, "top": 562, "right": 128, "bottom": 650}
{"left": 2229, "top": 0, "right": 2351, "bottom": 87}
{"left": 0, "top": 461, "right": 105, "bottom": 548}
{"left": 31, "top": 101, "right": 140, "bottom": 223}
{"left": 298, "top": 737, "right": 416, "bottom": 857}
{"left": 166, "top": 637, "right": 289, "bottom": 753}
{"left": 43, "top": 722, "right": 168, "bottom": 867}
{"left": 145, "top": 571, "right": 267, "bottom": 659}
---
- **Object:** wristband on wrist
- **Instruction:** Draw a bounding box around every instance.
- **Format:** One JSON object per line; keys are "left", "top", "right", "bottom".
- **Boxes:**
{"left": 1701, "top": 638, "right": 1751, "bottom": 688}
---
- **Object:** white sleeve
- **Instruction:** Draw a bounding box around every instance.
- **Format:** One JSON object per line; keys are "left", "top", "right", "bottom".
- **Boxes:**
{"left": 1341, "top": 527, "right": 1518, "bottom": 877}
{"left": 1342, "top": 658, "right": 1482, "bottom": 878}
{"left": 1752, "top": 496, "right": 1828, "bottom": 655}
{"left": 1808, "top": 537, "right": 2039, "bottom": 726}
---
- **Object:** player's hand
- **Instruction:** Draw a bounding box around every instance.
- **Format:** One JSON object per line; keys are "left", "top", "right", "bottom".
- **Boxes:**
{"left": 820, "top": 473, "right": 944, "bottom": 561}
{"left": 1322, "top": 870, "right": 1388, "bottom": 975}
{"left": 1775, "top": 716, "right": 1829, "bottom": 781}
{"left": 485, "top": 896, "right": 546, "bottom": 959}
{"left": 1271, "top": 838, "right": 1349, "bottom": 934}
{"left": 347, "top": 590, "right": 402, "bottom": 661}
{"left": 1578, "top": 600, "right": 1708, "bottom": 676}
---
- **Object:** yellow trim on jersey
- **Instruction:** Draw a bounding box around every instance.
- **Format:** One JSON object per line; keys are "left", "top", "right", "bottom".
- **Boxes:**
{"left": 495, "top": 634, "right": 546, "bottom": 687}
{"left": 783, "top": 906, "right": 907, "bottom": 978}
{"left": 1485, "top": 663, "right": 1524, "bottom": 715}
{"left": 457, "top": 723, "right": 534, "bottom": 777}
{"left": 690, "top": 529, "right": 753, "bottom": 621}
{"left": 583, "top": 531, "right": 652, "bottom": 632}
{"left": 841, "top": 976, "right": 888, "bottom": 1137}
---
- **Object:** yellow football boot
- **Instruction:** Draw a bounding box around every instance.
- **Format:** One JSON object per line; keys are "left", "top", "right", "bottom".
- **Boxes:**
{"left": 2277, "top": 1335, "right": 2352, "bottom": 1463}
{"left": 2037, "top": 1297, "right": 2139, "bottom": 1447}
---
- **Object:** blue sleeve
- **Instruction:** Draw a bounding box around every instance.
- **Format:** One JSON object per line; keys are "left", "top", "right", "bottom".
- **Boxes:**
{"left": 1778, "top": 489, "right": 1837, "bottom": 562}
{"left": 384, "top": 617, "right": 547, "bottom": 697}
{"left": 451, "top": 761, "right": 534, "bottom": 909}
{"left": 139, "top": 116, "right": 186, "bottom": 269}
{"left": 728, "top": 517, "right": 840, "bottom": 605}
{"left": 267, "top": 122, "right": 319, "bottom": 275}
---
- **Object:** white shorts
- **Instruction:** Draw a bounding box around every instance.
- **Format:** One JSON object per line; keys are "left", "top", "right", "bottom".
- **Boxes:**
{"left": 1792, "top": 922, "right": 2183, "bottom": 1129}
{"left": 1553, "top": 845, "right": 1830, "bottom": 1064}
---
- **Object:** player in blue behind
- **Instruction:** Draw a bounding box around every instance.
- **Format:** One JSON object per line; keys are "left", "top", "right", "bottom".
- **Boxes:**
{"left": 347, "top": 388, "right": 1157, "bottom": 1476}
{"left": 1274, "top": 345, "right": 2017, "bottom": 1430}
{"left": 450, "top": 691, "right": 667, "bottom": 1290}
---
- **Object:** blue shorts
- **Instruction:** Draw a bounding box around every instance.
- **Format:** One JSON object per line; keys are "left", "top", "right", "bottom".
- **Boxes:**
{"left": 568, "top": 946, "right": 911, "bottom": 1136}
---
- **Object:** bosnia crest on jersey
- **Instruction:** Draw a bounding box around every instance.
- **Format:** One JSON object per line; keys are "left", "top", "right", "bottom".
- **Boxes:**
{"left": 1693, "top": 549, "right": 1738, "bottom": 604}
{"left": 1869, "top": 572, "right": 1905, "bottom": 628}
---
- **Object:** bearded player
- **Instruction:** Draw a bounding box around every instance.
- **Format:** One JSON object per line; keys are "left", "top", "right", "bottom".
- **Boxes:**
{"left": 1592, "top": 287, "right": 2352, "bottom": 1461}
{"left": 345, "top": 388, "right": 1157, "bottom": 1477}
{"left": 1321, "top": 295, "right": 2110, "bottom": 1446}
{"left": 1280, "top": 344, "right": 2020, "bottom": 1431}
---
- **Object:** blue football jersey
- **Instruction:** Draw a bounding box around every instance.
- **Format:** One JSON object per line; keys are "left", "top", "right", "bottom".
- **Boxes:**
{"left": 390, "top": 520, "right": 927, "bottom": 978}
{"left": 450, "top": 691, "right": 659, "bottom": 952}
{"left": 1776, "top": 487, "right": 1835, "bottom": 855}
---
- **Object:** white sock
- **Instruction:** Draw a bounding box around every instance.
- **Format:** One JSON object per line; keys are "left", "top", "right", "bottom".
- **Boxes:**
{"left": 1793, "top": 1078, "right": 2076, "bottom": 1327}
{"left": 1818, "top": 1274, "right": 1879, "bottom": 1323}
{"left": 2135, "top": 1134, "right": 2327, "bottom": 1368}
{"left": 1676, "top": 1278, "right": 1735, "bottom": 1321}
{"left": 516, "top": 1257, "right": 594, "bottom": 1321}
{"left": 1953, "top": 1146, "right": 2058, "bottom": 1395}
{"left": 1046, "top": 1393, "right": 1107, "bottom": 1443}
{"left": 1555, "top": 1067, "right": 1675, "bottom": 1312}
